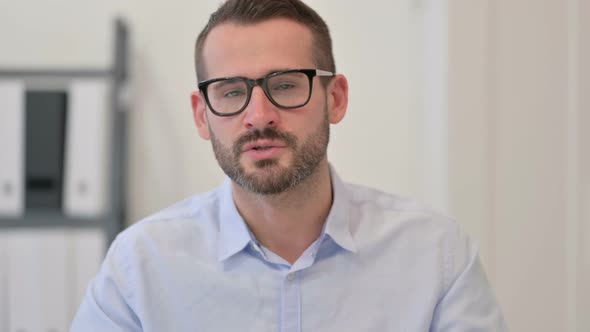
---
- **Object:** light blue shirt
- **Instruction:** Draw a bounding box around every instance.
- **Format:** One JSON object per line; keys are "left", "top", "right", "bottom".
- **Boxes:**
{"left": 71, "top": 169, "right": 507, "bottom": 331}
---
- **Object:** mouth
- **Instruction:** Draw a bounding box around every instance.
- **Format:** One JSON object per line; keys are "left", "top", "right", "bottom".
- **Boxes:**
{"left": 242, "top": 140, "right": 288, "bottom": 152}
{"left": 252, "top": 146, "right": 273, "bottom": 151}
{"left": 241, "top": 140, "right": 289, "bottom": 161}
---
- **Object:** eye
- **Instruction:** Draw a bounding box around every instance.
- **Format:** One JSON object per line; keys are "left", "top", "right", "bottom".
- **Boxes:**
{"left": 272, "top": 82, "right": 297, "bottom": 91}
{"left": 223, "top": 90, "right": 245, "bottom": 98}
{"left": 209, "top": 79, "right": 247, "bottom": 99}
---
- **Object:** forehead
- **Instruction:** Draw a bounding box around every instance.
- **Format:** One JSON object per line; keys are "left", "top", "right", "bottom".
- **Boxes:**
{"left": 201, "top": 18, "right": 315, "bottom": 79}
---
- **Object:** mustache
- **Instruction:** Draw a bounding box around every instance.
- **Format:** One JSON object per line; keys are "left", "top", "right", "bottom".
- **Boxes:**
{"left": 233, "top": 128, "right": 297, "bottom": 155}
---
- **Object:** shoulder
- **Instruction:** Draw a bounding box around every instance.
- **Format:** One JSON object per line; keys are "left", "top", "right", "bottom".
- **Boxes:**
{"left": 108, "top": 186, "right": 224, "bottom": 264}
{"left": 345, "top": 182, "right": 457, "bottom": 232}
{"left": 137, "top": 187, "right": 221, "bottom": 227}
{"left": 132, "top": 186, "right": 220, "bottom": 232}
{"left": 345, "top": 182, "right": 477, "bottom": 289}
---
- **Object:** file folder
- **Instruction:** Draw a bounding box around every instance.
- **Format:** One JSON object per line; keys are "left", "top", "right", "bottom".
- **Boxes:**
{"left": 0, "top": 80, "right": 24, "bottom": 217}
{"left": 25, "top": 91, "right": 68, "bottom": 210}
{"left": 64, "top": 79, "right": 112, "bottom": 217}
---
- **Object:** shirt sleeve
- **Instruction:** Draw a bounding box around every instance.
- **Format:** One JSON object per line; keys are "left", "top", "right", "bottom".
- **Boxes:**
{"left": 429, "top": 226, "right": 509, "bottom": 331}
{"left": 69, "top": 236, "right": 142, "bottom": 332}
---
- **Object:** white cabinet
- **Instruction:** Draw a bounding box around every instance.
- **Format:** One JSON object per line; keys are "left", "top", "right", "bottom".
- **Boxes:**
{"left": 2, "top": 229, "right": 104, "bottom": 332}
{"left": 70, "top": 229, "right": 105, "bottom": 317}
{"left": 8, "top": 231, "right": 47, "bottom": 332}
{"left": 0, "top": 232, "right": 8, "bottom": 332}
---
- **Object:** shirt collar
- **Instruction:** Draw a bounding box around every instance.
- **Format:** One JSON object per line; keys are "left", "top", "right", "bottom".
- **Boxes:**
{"left": 217, "top": 177, "right": 253, "bottom": 262}
{"left": 323, "top": 165, "right": 357, "bottom": 253}
{"left": 216, "top": 166, "right": 357, "bottom": 262}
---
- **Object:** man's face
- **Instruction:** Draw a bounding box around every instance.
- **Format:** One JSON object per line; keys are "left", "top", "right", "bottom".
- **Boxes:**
{"left": 192, "top": 19, "right": 346, "bottom": 194}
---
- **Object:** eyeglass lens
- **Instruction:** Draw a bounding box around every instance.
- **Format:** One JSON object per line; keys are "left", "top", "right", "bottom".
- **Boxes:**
{"left": 207, "top": 72, "right": 310, "bottom": 114}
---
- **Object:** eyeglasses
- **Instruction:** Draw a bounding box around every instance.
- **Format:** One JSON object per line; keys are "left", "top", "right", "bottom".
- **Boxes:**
{"left": 197, "top": 69, "right": 334, "bottom": 117}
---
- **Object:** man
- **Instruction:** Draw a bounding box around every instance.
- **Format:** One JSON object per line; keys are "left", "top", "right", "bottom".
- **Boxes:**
{"left": 71, "top": 0, "right": 507, "bottom": 331}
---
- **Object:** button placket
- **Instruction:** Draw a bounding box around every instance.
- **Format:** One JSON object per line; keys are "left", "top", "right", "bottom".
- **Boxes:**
{"left": 280, "top": 271, "right": 301, "bottom": 332}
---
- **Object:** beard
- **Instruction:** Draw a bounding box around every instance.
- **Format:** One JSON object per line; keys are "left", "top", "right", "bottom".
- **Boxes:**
{"left": 209, "top": 110, "right": 330, "bottom": 195}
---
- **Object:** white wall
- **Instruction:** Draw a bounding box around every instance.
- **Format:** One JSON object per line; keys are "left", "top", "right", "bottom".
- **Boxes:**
{"left": 449, "top": 0, "right": 589, "bottom": 331}
{"left": 312, "top": 1, "right": 423, "bottom": 203}
{"left": 580, "top": 1, "right": 590, "bottom": 327}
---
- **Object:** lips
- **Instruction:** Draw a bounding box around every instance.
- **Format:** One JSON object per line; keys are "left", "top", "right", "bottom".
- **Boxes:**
{"left": 242, "top": 140, "right": 288, "bottom": 152}
{"left": 241, "top": 140, "right": 288, "bottom": 161}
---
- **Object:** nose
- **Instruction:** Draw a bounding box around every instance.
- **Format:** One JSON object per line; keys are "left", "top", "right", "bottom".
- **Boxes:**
{"left": 242, "top": 86, "right": 280, "bottom": 130}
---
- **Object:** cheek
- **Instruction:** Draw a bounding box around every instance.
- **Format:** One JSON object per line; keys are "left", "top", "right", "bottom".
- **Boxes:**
{"left": 207, "top": 120, "right": 241, "bottom": 146}
{"left": 300, "top": 100, "right": 329, "bottom": 129}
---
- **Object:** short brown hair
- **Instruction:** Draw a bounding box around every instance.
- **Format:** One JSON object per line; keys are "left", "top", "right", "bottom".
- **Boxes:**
{"left": 194, "top": 0, "right": 335, "bottom": 82}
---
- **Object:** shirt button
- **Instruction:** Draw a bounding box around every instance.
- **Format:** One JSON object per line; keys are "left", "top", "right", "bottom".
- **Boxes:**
{"left": 286, "top": 273, "right": 296, "bottom": 281}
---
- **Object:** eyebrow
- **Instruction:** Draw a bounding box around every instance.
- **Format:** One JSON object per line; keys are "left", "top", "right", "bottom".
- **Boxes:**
{"left": 220, "top": 68, "right": 296, "bottom": 81}
{"left": 262, "top": 68, "right": 293, "bottom": 76}
{"left": 210, "top": 77, "right": 245, "bottom": 89}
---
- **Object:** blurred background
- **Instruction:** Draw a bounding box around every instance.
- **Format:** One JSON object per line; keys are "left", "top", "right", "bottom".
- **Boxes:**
{"left": 0, "top": 0, "right": 588, "bottom": 331}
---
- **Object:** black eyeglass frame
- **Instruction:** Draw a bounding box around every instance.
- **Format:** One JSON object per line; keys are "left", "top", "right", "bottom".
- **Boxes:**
{"left": 197, "top": 68, "right": 334, "bottom": 117}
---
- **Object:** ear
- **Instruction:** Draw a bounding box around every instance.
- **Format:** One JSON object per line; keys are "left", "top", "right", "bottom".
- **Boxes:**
{"left": 191, "top": 91, "right": 211, "bottom": 140}
{"left": 326, "top": 74, "right": 348, "bottom": 124}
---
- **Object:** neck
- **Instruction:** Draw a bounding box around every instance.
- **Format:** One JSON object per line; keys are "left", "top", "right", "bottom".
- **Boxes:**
{"left": 231, "top": 160, "right": 333, "bottom": 264}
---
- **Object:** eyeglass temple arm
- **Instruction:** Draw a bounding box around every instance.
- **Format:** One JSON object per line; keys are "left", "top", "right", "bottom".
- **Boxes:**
{"left": 316, "top": 69, "right": 334, "bottom": 77}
